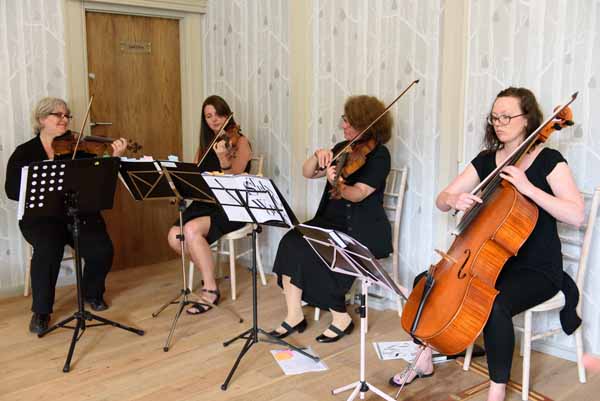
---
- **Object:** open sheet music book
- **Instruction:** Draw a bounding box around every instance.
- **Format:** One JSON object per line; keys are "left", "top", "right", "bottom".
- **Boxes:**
{"left": 201, "top": 172, "right": 298, "bottom": 228}
{"left": 296, "top": 224, "right": 404, "bottom": 296}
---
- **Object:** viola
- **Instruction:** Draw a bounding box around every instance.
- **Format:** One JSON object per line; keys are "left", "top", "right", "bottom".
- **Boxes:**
{"left": 218, "top": 124, "right": 242, "bottom": 159}
{"left": 52, "top": 131, "right": 142, "bottom": 157}
{"left": 330, "top": 137, "right": 377, "bottom": 199}
{"left": 400, "top": 93, "right": 578, "bottom": 356}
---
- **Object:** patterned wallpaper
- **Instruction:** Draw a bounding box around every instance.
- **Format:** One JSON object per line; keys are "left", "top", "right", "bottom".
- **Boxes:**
{"left": 308, "top": 0, "right": 442, "bottom": 303}
{"left": 0, "top": 0, "right": 67, "bottom": 290}
{"left": 463, "top": 0, "right": 600, "bottom": 357}
{"left": 202, "top": 0, "right": 292, "bottom": 266}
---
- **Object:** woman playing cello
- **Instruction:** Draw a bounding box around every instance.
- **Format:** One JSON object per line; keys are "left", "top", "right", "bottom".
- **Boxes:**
{"left": 390, "top": 87, "right": 584, "bottom": 401}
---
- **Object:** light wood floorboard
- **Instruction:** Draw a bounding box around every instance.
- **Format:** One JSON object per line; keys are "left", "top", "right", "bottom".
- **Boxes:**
{"left": 0, "top": 260, "right": 598, "bottom": 401}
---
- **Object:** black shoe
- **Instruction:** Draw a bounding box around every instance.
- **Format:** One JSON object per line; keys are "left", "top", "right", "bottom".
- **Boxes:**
{"left": 268, "top": 318, "right": 308, "bottom": 339}
{"left": 29, "top": 313, "right": 50, "bottom": 334}
{"left": 315, "top": 321, "right": 354, "bottom": 343}
{"left": 85, "top": 297, "right": 109, "bottom": 311}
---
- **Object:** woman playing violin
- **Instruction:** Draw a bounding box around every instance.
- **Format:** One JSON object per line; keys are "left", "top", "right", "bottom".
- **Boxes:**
{"left": 4, "top": 97, "right": 128, "bottom": 334}
{"left": 390, "top": 87, "right": 584, "bottom": 401}
{"left": 269, "top": 95, "right": 393, "bottom": 343}
{"left": 167, "top": 95, "right": 252, "bottom": 314}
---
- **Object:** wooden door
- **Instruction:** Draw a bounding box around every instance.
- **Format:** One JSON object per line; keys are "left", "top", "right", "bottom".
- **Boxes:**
{"left": 86, "top": 12, "right": 182, "bottom": 269}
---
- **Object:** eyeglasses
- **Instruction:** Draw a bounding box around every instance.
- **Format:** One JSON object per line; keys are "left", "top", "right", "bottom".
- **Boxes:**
{"left": 340, "top": 115, "right": 349, "bottom": 124}
{"left": 487, "top": 113, "right": 525, "bottom": 126}
{"left": 48, "top": 112, "right": 73, "bottom": 120}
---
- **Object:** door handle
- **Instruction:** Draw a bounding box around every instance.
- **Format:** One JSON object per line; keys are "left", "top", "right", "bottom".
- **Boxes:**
{"left": 90, "top": 121, "right": 113, "bottom": 127}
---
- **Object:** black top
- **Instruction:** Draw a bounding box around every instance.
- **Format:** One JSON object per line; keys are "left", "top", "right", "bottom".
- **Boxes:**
{"left": 314, "top": 141, "right": 392, "bottom": 258}
{"left": 5, "top": 135, "right": 98, "bottom": 224}
{"left": 471, "top": 147, "right": 581, "bottom": 334}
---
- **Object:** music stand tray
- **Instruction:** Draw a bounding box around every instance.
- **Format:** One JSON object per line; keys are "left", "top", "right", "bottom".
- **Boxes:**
{"left": 298, "top": 224, "right": 407, "bottom": 401}
{"left": 200, "top": 173, "right": 319, "bottom": 391}
{"left": 19, "top": 157, "right": 145, "bottom": 372}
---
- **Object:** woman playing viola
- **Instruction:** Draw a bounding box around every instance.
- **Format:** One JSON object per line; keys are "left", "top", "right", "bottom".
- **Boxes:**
{"left": 269, "top": 95, "right": 393, "bottom": 343}
{"left": 167, "top": 95, "right": 252, "bottom": 314}
{"left": 4, "top": 97, "right": 128, "bottom": 334}
{"left": 390, "top": 87, "right": 584, "bottom": 401}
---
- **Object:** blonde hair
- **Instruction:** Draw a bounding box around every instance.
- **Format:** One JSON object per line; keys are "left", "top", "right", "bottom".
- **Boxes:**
{"left": 32, "top": 97, "right": 69, "bottom": 135}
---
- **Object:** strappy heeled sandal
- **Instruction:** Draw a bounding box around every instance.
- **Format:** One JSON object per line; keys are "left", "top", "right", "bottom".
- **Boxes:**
{"left": 186, "top": 288, "right": 220, "bottom": 315}
{"left": 388, "top": 366, "right": 434, "bottom": 387}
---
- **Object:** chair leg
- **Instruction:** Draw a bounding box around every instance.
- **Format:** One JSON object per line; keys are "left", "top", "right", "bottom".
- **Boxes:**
{"left": 463, "top": 343, "right": 473, "bottom": 371}
{"left": 314, "top": 307, "right": 320, "bottom": 321}
{"left": 575, "top": 326, "right": 587, "bottom": 383}
{"left": 522, "top": 311, "right": 532, "bottom": 401}
{"left": 255, "top": 235, "right": 267, "bottom": 286}
{"left": 519, "top": 330, "right": 525, "bottom": 357}
{"left": 229, "top": 239, "right": 236, "bottom": 301}
{"left": 24, "top": 259, "right": 32, "bottom": 297}
{"left": 187, "top": 261, "right": 195, "bottom": 292}
{"left": 214, "top": 240, "right": 222, "bottom": 278}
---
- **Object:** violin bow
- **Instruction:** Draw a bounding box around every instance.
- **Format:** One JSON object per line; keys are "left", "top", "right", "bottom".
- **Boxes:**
{"left": 325, "top": 79, "right": 420, "bottom": 168}
{"left": 196, "top": 113, "right": 234, "bottom": 168}
{"left": 71, "top": 95, "right": 95, "bottom": 160}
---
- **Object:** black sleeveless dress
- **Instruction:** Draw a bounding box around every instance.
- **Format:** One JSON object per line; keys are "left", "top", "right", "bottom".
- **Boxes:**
{"left": 272, "top": 141, "right": 392, "bottom": 312}
{"left": 175, "top": 141, "right": 251, "bottom": 245}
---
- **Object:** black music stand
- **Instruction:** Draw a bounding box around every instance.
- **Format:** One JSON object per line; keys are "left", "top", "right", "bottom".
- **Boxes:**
{"left": 18, "top": 157, "right": 145, "bottom": 372}
{"left": 119, "top": 160, "right": 237, "bottom": 352}
{"left": 298, "top": 225, "right": 407, "bottom": 401}
{"left": 200, "top": 173, "right": 320, "bottom": 390}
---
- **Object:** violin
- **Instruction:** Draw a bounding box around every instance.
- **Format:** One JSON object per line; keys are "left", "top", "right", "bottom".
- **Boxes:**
{"left": 330, "top": 137, "right": 377, "bottom": 199}
{"left": 400, "top": 93, "right": 578, "bottom": 356}
{"left": 52, "top": 131, "right": 142, "bottom": 157}
{"left": 218, "top": 124, "right": 242, "bottom": 159}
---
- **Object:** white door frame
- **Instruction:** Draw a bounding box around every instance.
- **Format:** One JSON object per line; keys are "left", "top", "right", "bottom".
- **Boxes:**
{"left": 62, "top": 0, "right": 207, "bottom": 162}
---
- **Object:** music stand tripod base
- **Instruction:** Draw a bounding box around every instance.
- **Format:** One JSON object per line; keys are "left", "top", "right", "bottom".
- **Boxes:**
{"left": 220, "top": 228, "right": 319, "bottom": 391}
{"left": 331, "top": 280, "right": 395, "bottom": 401}
{"left": 37, "top": 187, "right": 145, "bottom": 373}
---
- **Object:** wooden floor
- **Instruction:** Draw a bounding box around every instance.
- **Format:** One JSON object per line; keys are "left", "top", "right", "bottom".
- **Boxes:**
{"left": 0, "top": 259, "right": 598, "bottom": 401}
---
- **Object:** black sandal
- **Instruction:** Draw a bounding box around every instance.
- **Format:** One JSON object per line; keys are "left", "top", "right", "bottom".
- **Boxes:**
{"left": 186, "top": 288, "right": 220, "bottom": 315}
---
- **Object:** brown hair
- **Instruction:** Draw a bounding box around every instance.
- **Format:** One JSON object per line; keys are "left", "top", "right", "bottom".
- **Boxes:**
{"left": 199, "top": 95, "right": 237, "bottom": 153}
{"left": 483, "top": 87, "right": 543, "bottom": 151}
{"left": 344, "top": 95, "right": 393, "bottom": 144}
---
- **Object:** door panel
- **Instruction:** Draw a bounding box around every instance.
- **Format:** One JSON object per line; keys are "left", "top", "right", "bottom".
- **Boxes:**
{"left": 86, "top": 12, "right": 182, "bottom": 269}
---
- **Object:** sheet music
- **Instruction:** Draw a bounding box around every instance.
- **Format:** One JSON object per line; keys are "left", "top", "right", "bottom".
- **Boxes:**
{"left": 17, "top": 166, "right": 29, "bottom": 220}
{"left": 202, "top": 173, "right": 293, "bottom": 227}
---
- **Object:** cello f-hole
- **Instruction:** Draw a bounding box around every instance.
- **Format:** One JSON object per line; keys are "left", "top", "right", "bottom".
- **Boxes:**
{"left": 457, "top": 249, "right": 471, "bottom": 279}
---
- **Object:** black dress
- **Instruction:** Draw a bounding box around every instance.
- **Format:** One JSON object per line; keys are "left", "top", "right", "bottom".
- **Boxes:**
{"left": 272, "top": 141, "right": 392, "bottom": 312}
{"left": 5, "top": 135, "right": 114, "bottom": 314}
{"left": 175, "top": 141, "right": 251, "bottom": 244}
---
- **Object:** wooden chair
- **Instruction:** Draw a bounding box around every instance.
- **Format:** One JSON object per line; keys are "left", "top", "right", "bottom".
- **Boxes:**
{"left": 313, "top": 166, "right": 408, "bottom": 321}
{"left": 188, "top": 156, "right": 267, "bottom": 300}
{"left": 462, "top": 187, "right": 600, "bottom": 400}
{"left": 24, "top": 245, "right": 75, "bottom": 296}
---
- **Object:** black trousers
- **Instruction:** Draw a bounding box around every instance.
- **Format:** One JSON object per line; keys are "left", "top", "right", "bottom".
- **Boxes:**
{"left": 19, "top": 214, "right": 114, "bottom": 314}
{"left": 414, "top": 260, "right": 558, "bottom": 383}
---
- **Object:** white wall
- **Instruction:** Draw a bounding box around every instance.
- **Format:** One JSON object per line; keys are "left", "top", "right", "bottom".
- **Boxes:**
{"left": 0, "top": 0, "right": 68, "bottom": 294}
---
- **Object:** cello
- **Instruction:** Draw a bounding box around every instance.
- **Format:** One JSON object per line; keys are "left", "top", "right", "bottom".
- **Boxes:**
{"left": 400, "top": 93, "right": 578, "bottom": 356}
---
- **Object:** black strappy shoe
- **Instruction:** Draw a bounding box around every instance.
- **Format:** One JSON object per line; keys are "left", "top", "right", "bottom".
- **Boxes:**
{"left": 315, "top": 320, "right": 354, "bottom": 343}
{"left": 186, "top": 288, "right": 220, "bottom": 315}
{"left": 267, "top": 318, "right": 308, "bottom": 339}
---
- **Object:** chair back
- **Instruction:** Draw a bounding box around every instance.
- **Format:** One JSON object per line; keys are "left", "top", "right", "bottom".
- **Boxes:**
{"left": 383, "top": 166, "right": 408, "bottom": 285}
{"left": 250, "top": 155, "right": 264, "bottom": 176}
{"left": 558, "top": 187, "right": 600, "bottom": 315}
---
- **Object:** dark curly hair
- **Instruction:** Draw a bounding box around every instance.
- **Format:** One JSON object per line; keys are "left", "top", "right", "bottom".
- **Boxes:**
{"left": 344, "top": 95, "right": 393, "bottom": 144}
{"left": 199, "top": 95, "right": 237, "bottom": 154}
{"left": 483, "top": 87, "right": 543, "bottom": 151}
